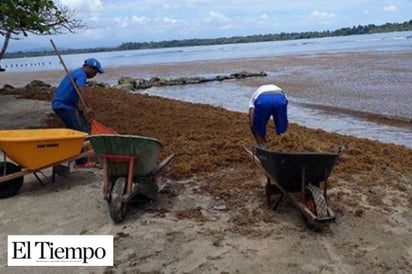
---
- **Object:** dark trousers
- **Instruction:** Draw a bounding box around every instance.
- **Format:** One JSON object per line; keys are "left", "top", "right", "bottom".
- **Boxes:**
{"left": 53, "top": 108, "right": 87, "bottom": 165}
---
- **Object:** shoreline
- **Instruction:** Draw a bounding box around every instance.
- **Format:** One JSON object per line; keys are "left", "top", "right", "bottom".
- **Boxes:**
{"left": 293, "top": 100, "right": 412, "bottom": 129}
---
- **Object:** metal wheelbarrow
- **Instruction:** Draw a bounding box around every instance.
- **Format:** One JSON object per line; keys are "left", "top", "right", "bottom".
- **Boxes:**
{"left": 244, "top": 145, "right": 340, "bottom": 230}
{"left": 88, "top": 134, "right": 174, "bottom": 223}
{"left": 0, "top": 128, "right": 92, "bottom": 198}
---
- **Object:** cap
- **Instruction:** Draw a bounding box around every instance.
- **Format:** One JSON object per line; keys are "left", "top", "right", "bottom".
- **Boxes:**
{"left": 84, "top": 58, "right": 104, "bottom": 73}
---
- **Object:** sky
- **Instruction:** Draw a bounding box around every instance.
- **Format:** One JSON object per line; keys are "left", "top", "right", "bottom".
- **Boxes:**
{"left": 7, "top": 0, "right": 412, "bottom": 52}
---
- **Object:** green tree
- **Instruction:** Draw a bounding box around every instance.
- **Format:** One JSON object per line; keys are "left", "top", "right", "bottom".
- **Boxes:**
{"left": 0, "top": 0, "right": 83, "bottom": 67}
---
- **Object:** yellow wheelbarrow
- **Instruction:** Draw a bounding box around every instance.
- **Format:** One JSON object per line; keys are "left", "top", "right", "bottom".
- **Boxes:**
{"left": 0, "top": 128, "right": 92, "bottom": 198}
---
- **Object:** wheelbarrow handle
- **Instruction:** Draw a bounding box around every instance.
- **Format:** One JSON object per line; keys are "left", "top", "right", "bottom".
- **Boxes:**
{"left": 149, "top": 153, "right": 175, "bottom": 176}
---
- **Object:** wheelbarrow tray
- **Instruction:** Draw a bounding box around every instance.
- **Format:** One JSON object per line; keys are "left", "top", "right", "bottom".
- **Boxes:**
{"left": 88, "top": 134, "right": 174, "bottom": 223}
{"left": 88, "top": 134, "right": 163, "bottom": 177}
{"left": 255, "top": 148, "right": 339, "bottom": 192}
{"left": 244, "top": 146, "right": 339, "bottom": 229}
{"left": 0, "top": 128, "right": 87, "bottom": 170}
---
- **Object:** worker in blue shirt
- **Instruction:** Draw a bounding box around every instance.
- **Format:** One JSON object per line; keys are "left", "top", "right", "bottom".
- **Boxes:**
{"left": 52, "top": 58, "right": 104, "bottom": 168}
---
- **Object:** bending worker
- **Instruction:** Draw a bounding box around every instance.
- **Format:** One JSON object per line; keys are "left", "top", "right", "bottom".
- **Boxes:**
{"left": 248, "top": 84, "right": 288, "bottom": 148}
{"left": 52, "top": 58, "right": 104, "bottom": 168}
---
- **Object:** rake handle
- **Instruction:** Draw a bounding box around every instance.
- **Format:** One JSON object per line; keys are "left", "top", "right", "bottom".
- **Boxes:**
{"left": 50, "top": 39, "right": 91, "bottom": 115}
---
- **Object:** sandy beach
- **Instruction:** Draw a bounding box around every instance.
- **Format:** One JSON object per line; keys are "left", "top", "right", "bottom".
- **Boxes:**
{"left": 0, "top": 53, "right": 412, "bottom": 273}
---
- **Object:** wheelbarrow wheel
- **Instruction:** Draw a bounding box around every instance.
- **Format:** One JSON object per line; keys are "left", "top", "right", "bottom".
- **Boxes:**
{"left": 301, "top": 185, "right": 328, "bottom": 232}
{"left": 108, "top": 177, "right": 128, "bottom": 223}
{"left": 305, "top": 184, "right": 328, "bottom": 218}
{"left": 0, "top": 162, "right": 24, "bottom": 199}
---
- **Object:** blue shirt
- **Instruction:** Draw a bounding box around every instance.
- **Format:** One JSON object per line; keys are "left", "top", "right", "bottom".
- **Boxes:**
{"left": 52, "top": 68, "right": 87, "bottom": 111}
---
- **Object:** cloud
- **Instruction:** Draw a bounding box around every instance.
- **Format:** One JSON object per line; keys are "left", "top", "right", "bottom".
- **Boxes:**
{"left": 162, "top": 17, "right": 178, "bottom": 24}
{"left": 383, "top": 4, "right": 397, "bottom": 12}
{"left": 108, "top": 16, "right": 148, "bottom": 28}
{"left": 208, "top": 10, "right": 230, "bottom": 21}
{"left": 131, "top": 16, "right": 148, "bottom": 23}
{"left": 310, "top": 10, "right": 335, "bottom": 19}
{"left": 56, "top": 0, "right": 103, "bottom": 12}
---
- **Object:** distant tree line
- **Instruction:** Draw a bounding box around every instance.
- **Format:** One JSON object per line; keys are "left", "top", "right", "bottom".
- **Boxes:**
{"left": 5, "top": 19, "right": 412, "bottom": 59}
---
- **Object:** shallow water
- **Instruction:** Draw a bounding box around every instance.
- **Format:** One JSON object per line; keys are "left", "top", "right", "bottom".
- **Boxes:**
{"left": 139, "top": 81, "right": 412, "bottom": 148}
{"left": 277, "top": 54, "right": 412, "bottom": 120}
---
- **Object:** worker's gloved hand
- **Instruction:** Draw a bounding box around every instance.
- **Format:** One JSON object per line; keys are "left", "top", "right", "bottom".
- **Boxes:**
{"left": 86, "top": 108, "right": 95, "bottom": 120}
